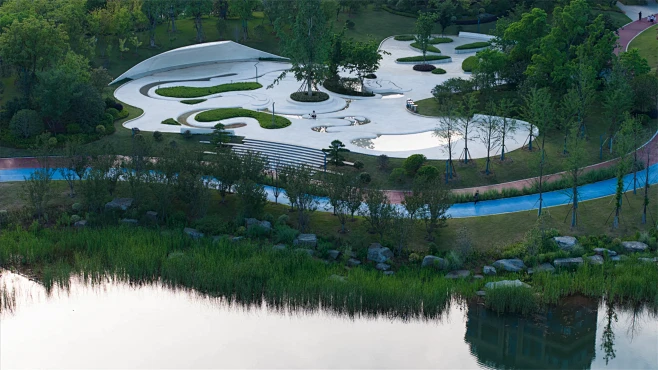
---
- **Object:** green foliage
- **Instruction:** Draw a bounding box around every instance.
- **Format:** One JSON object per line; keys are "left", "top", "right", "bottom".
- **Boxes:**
{"left": 106, "top": 108, "right": 120, "bottom": 119}
{"left": 403, "top": 154, "right": 426, "bottom": 175}
{"left": 410, "top": 42, "right": 441, "bottom": 53}
{"left": 155, "top": 82, "right": 262, "bottom": 98}
{"left": 396, "top": 55, "right": 450, "bottom": 62}
{"left": 9, "top": 109, "right": 43, "bottom": 139}
{"left": 416, "top": 165, "right": 440, "bottom": 180}
{"left": 485, "top": 287, "right": 538, "bottom": 315}
{"left": 394, "top": 35, "right": 414, "bottom": 41}
{"left": 323, "top": 140, "right": 350, "bottom": 166}
{"left": 153, "top": 131, "right": 163, "bottom": 142}
{"left": 389, "top": 168, "right": 406, "bottom": 183}
{"left": 289, "top": 91, "right": 330, "bottom": 102}
{"left": 462, "top": 56, "right": 478, "bottom": 72}
{"left": 431, "top": 68, "right": 447, "bottom": 74}
{"left": 180, "top": 99, "right": 207, "bottom": 105}
{"left": 429, "top": 37, "right": 453, "bottom": 44}
{"left": 196, "top": 108, "right": 291, "bottom": 129}
{"left": 455, "top": 41, "right": 491, "bottom": 50}
{"left": 161, "top": 118, "right": 180, "bottom": 126}
{"left": 274, "top": 224, "right": 299, "bottom": 244}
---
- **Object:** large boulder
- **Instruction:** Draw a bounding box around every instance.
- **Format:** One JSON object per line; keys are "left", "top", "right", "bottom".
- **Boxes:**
{"left": 445, "top": 270, "right": 470, "bottom": 279}
{"left": 485, "top": 279, "right": 531, "bottom": 289}
{"left": 245, "top": 218, "right": 272, "bottom": 231}
{"left": 421, "top": 255, "right": 446, "bottom": 269}
{"left": 145, "top": 211, "right": 158, "bottom": 222}
{"left": 347, "top": 258, "right": 362, "bottom": 267}
{"left": 528, "top": 263, "right": 555, "bottom": 275}
{"left": 74, "top": 220, "right": 87, "bottom": 228}
{"left": 554, "top": 257, "right": 583, "bottom": 268}
{"left": 553, "top": 236, "right": 578, "bottom": 251}
{"left": 622, "top": 241, "right": 648, "bottom": 253}
{"left": 375, "top": 263, "right": 391, "bottom": 271}
{"left": 327, "top": 250, "right": 341, "bottom": 260}
{"left": 483, "top": 266, "right": 496, "bottom": 276}
{"left": 587, "top": 255, "right": 604, "bottom": 265}
{"left": 367, "top": 243, "right": 394, "bottom": 263}
{"left": 184, "top": 227, "right": 204, "bottom": 240}
{"left": 594, "top": 248, "right": 617, "bottom": 257}
{"left": 293, "top": 234, "right": 317, "bottom": 248}
{"left": 492, "top": 258, "right": 526, "bottom": 272}
{"left": 104, "top": 198, "right": 133, "bottom": 211}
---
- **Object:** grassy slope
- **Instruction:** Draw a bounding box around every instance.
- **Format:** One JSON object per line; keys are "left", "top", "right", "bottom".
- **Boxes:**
{"left": 1, "top": 180, "right": 655, "bottom": 252}
{"left": 628, "top": 24, "right": 658, "bottom": 72}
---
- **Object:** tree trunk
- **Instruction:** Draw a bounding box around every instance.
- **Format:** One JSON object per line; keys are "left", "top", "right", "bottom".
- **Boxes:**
{"left": 169, "top": 11, "right": 177, "bottom": 33}
{"left": 149, "top": 20, "right": 156, "bottom": 48}
{"left": 194, "top": 16, "right": 204, "bottom": 43}
{"left": 571, "top": 176, "right": 578, "bottom": 228}
{"left": 306, "top": 76, "right": 313, "bottom": 96}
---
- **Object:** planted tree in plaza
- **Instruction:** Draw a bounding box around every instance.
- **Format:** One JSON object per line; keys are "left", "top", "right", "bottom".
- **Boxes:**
{"left": 186, "top": 0, "right": 213, "bottom": 43}
{"left": 415, "top": 177, "right": 452, "bottom": 241}
{"left": 165, "top": 0, "right": 184, "bottom": 33}
{"left": 456, "top": 92, "right": 479, "bottom": 164}
{"left": 272, "top": 0, "right": 331, "bottom": 96}
{"left": 477, "top": 104, "right": 501, "bottom": 175}
{"left": 360, "top": 186, "right": 394, "bottom": 242}
{"left": 414, "top": 11, "right": 438, "bottom": 64}
{"left": 522, "top": 87, "right": 553, "bottom": 217}
{"left": 343, "top": 39, "right": 387, "bottom": 92}
{"left": 496, "top": 99, "right": 518, "bottom": 162}
{"left": 322, "top": 140, "right": 349, "bottom": 166}
{"left": 435, "top": 104, "right": 459, "bottom": 181}
{"left": 211, "top": 123, "right": 232, "bottom": 147}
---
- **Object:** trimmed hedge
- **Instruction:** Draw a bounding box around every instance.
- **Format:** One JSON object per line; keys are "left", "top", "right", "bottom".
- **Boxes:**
{"left": 290, "top": 91, "right": 330, "bottom": 102}
{"left": 161, "top": 118, "right": 180, "bottom": 125}
{"left": 429, "top": 37, "right": 453, "bottom": 44}
{"left": 455, "top": 41, "right": 491, "bottom": 50}
{"left": 413, "top": 64, "right": 436, "bottom": 72}
{"left": 431, "top": 68, "right": 447, "bottom": 74}
{"left": 462, "top": 56, "right": 479, "bottom": 72}
{"left": 394, "top": 35, "right": 415, "bottom": 41}
{"left": 156, "top": 82, "right": 262, "bottom": 98}
{"left": 180, "top": 99, "right": 206, "bottom": 105}
{"left": 410, "top": 42, "right": 441, "bottom": 53}
{"left": 196, "top": 108, "right": 291, "bottom": 129}
{"left": 397, "top": 55, "right": 450, "bottom": 62}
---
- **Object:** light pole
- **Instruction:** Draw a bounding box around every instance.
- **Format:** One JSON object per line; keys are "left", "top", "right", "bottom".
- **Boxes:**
{"left": 254, "top": 61, "right": 259, "bottom": 83}
{"left": 272, "top": 102, "right": 275, "bottom": 126}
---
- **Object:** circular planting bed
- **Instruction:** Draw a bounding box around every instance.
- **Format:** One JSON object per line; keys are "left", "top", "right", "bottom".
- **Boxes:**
{"left": 290, "top": 91, "right": 330, "bottom": 102}
{"left": 196, "top": 108, "right": 291, "bottom": 129}
{"left": 413, "top": 64, "right": 436, "bottom": 72}
{"left": 431, "top": 68, "right": 447, "bottom": 74}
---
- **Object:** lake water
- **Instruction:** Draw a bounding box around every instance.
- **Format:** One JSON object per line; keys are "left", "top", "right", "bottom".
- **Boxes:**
{"left": 2, "top": 271, "right": 657, "bottom": 369}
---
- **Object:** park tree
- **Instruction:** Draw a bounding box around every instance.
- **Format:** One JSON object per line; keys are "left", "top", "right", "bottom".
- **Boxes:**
{"left": 498, "top": 7, "right": 548, "bottom": 84}
{"left": 187, "top": 0, "right": 214, "bottom": 43}
{"left": 603, "top": 61, "right": 633, "bottom": 147}
{"left": 360, "top": 186, "right": 394, "bottom": 242}
{"left": 619, "top": 49, "right": 651, "bottom": 77}
{"left": 434, "top": 0, "right": 456, "bottom": 36}
{"left": 327, "top": 30, "right": 347, "bottom": 79}
{"left": 456, "top": 92, "right": 479, "bottom": 164}
{"left": 142, "top": 0, "right": 164, "bottom": 47}
{"left": 90, "top": 67, "right": 113, "bottom": 95}
{"left": 477, "top": 104, "right": 501, "bottom": 175}
{"left": 343, "top": 38, "right": 387, "bottom": 92}
{"left": 631, "top": 73, "right": 658, "bottom": 115}
{"left": 435, "top": 104, "right": 459, "bottom": 180}
{"left": 414, "top": 11, "right": 438, "bottom": 64}
{"left": 322, "top": 140, "right": 349, "bottom": 166}
{"left": 390, "top": 208, "right": 413, "bottom": 257}
{"left": 523, "top": 87, "right": 553, "bottom": 216}
{"left": 610, "top": 116, "right": 637, "bottom": 229}
{"left": 211, "top": 123, "right": 231, "bottom": 147}
{"left": 325, "top": 173, "right": 353, "bottom": 233}
{"left": 283, "top": 164, "right": 319, "bottom": 232}
{"left": 66, "top": 84, "right": 106, "bottom": 133}
{"left": 496, "top": 99, "right": 518, "bottom": 161}
{"left": 9, "top": 109, "right": 43, "bottom": 139}
{"left": 472, "top": 49, "right": 506, "bottom": 91}
{"left": 0, "top": 16, "right": 68, "bottom": 98}
{"left": 415, "top": 177, "right": 452, "bottom": 241}
{"left": 235, "top": 179, "right": 267, "bottom": 218}
{"left": 211, "top": 149, "right": 241, "bottom": 202}
{"left": 149, "top": 146, "right": 182, "bottom": 221}
{"left": 164, "top": 0, "right": 184, "bottom": 33}
{"left": 272, "top": 0, "right": 331, "bottom": 96}
{"left": 565, "top": 121, "right": 586, "bottom": 228}
{"left": 229, "top": 0, "right": 257, "bottom": 41}
{"left": 60, "top": 140, "right": 89, "bottom": 198}
{"left": 22, "top": 155, "right": 54, "bottom": 221}
{"left": 568, "top": 58, "right": 598, "bottom": 138}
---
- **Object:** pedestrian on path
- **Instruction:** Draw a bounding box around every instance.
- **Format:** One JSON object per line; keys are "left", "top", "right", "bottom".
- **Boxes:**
{"left": 639, "top": 11, "right": 643, "bottom": 21}
{"left": 473, "top": 190, "right": 479, "bottom": 205}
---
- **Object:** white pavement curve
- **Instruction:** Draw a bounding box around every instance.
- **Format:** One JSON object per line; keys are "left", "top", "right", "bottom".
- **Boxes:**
{"left": 114, "top": 36, "right": 534, "bottom": 160}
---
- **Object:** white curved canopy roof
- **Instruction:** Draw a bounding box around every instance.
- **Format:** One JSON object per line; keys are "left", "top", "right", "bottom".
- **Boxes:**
{"left": 111, "top": 41, "right": 285, "bottom": 84}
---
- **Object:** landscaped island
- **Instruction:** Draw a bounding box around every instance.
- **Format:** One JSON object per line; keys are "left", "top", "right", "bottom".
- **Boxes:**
{"left": 196, "top": 108, "right": 291, "bottom": 129}
{"left": 155, "top": 82, "right": 262, "bottom": 98}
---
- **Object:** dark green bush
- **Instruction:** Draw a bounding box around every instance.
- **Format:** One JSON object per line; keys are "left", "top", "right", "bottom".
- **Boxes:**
{"left": 106, "top": 108, "right": 120, "bottom": 119}
{"left": 429, "top": 37, "right": 453, "bottom": 44}
{"left": 462, "top": 56, "right": 479, "bottom": 72}
{"left": 156, "top": 82, "right": 262, "bottom": 98}
{"left": 66, "top": 124, "right": 81, "bottom": 134}
{"left": 359, "top": 172, "right": 371, "bottom": 184}
{"left": 195, "top": 108, "right": 291, "bottom": 129}
{"left": 274, "top": 224, "right": 298, "bottom": 244}
{"left": 410, "top": 42, "right": 441, "bottom": 53}
{"left": 323, "top": 78, "right": 375, "bottom": 97}
{"left": 403, "top": 154, "right": 427, "bottom": 175}
{"left": 455, "top": 41, "right": 491, "bottom": 50}
{"left": 416, "top": 165, "right": 440, "bottom": 180}
{"left": 153, "top": 131, "right": 163, "bottom": 141}
{"left": 394, "top": 35, "right": 415, "bottom": 41}
{"left": 397, "top": 55, "right": 450, "bottom": 62}
{"left": 431, "top": 68, "right": 447, "bottom": 74}
{"left": 180, "top": 99, "right": 207, "bottom": 105}
{"left": 389, "top": 168, "right": 406, "bottom": 183}
{"left": 290, "top": 91, "right": 330, "bottom": 102}
{"left": 353, "top": 161, "right": 364, "bottom": 170}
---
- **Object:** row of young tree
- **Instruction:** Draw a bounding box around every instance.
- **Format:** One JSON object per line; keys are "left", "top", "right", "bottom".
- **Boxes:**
{"left": 23, "top": 137, "right": 454, "bottom": 246}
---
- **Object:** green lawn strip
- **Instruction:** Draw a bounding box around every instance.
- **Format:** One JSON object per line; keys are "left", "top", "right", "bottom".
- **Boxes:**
{"left": 180, "top": 99, "right": 207, "bottom": 105}
{"left": 196, "top": 108, "right": 291, "bottom": 129}
{"left": 431, "top": 68, "right": 447, "bottom": 74}
{"left": 455, "top": 41, "right": 491, "bottom": 50}
{"left": 462, "top": 56, "right": 478, "bottom": 72}
{"left": 155, "top": 82, "right": 262, "bottom": 98}
{"left": 410, "top": 42, "right": 441, "bottom": 53}
{"left": 162, "top": 118, "right": 180, "bottom": 125}
{"left": 429, "top": 37, "right": 453, "bottom": 44}
{"left": 628, "top": 25, "right": 658, "bottom": 72}
{"left": 394, "top": 35, "right": 414, "bottom": 41}
{"left": 396, "top": 55, "right": 450, "bottom": 62}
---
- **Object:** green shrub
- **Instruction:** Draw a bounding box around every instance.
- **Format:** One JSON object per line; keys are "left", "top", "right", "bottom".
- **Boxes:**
{"left": 10, "top": 109, "right": 43, "bottom": 139}
{"left": 117, "top": 109, "right": 129, "bottom": 119}
{"left": 290, "top": 91, "right": 330, "bottom": 102}
{"left": 246, "top": 225, "right": 271, "bottom": 239}
{"left": 345, "top": 19, "right": 355, "bottom": 29}
{"left": 180, "top": 99, "right": 207, "bottom": 105}
{"left": 161, "top": 118, "right": 180, "bottom": 126}
{"left": 105, "top": 107, "right": 120, "bottom": 119}
{"left": 153, "top": 131, "right": 163, "bottom": 141}
{"left": 389, "top": 168, "right": 406, "bottom": 183}
{"left": 396, "top": 55, "right": 451, "bottom": 62}
{"left": 429, "top": 37, "right": 453, "bottom": 44}
{"left": 359, "top": 172, "right": 371, "bottom": 184}
{"left": 276, "top": 214, "right": 289, "bottom": 226}
{"left": 403, "top": 154, "right": 427, "bottom": 175}
{"left": 353, "top": 161, "right": 364, "bottom": 170}
{"left": 410, "top": 42, "right": 441, "bottom": 53}
{"left": 274, "top": 224, "right": 299, "bottom": 244}
{"left": 66, "top": 124, "right": 81, "bottom": 134}
{"left": 462, "top": 56, "right": 479, "bottom": 72}
{"left": 431, "top": 68, "right": 447, "bottom": 74}
{"left": 416, "top": 165, "right": 440, "bottom": 180}
{"left": 195, "top": 108, "right": 291, "bottom": 129}
{"left": 455, "top": 41, "right": 491, "bottom": 50}
{"left": 156, "top": 82, "right": 262, "bottom": 98}
{"left": 394, "top": 35, "right": 415, "bottom": 41}
{"left": 182, "top": 130, "right": 193, "bottom": 139}
{"left": 95, "top": 125, "right": 106, "bottom": 135}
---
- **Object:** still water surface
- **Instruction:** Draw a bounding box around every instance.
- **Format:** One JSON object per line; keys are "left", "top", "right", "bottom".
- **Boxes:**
{"left": 1, "top": 271, "right": 657, "bottom": 369}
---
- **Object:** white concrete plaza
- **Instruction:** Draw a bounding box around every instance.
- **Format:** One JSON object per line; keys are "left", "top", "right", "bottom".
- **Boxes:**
{"left": 114, "top": 35, "right": 533, "bottom": 160}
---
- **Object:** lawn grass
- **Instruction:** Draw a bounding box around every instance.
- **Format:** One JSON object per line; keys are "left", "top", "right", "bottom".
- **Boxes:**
{"left": 410, "top": 42, "right": 441, "bottom": 53}
{"left": 195, "top": 108, "right": 291, "bottom": 129}
{"left": 455, "top": 41, "right": 491, "bottom": 50}
{"left": 462, "top": 55, "right": 478, "bottom": 72}
{"left": 180, "top": 99, "right": 207, "bottom": 105}
{"left": 394, "top": 35, "right": 414, "bottom": 41}
{"left": 155, "top": 82, "right": 262, "bottom": 98}
{"left": 628, "top": 25, "right": 658, "bottom": 72}
{"left": 430, "top": 37, "right": 454, "bottom": 44}
{"left": 397, "top": 55, "right": 450, "bottom": 62}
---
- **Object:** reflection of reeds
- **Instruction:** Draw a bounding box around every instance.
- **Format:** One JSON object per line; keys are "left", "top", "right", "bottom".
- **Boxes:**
{"left": 0, "top": 282, "right": 17, "bottom": 314}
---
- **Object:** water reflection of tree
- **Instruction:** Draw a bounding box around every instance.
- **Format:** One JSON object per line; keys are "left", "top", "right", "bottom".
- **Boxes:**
{"left": 601, "top": 298, "right": 617, "bottom": 365}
